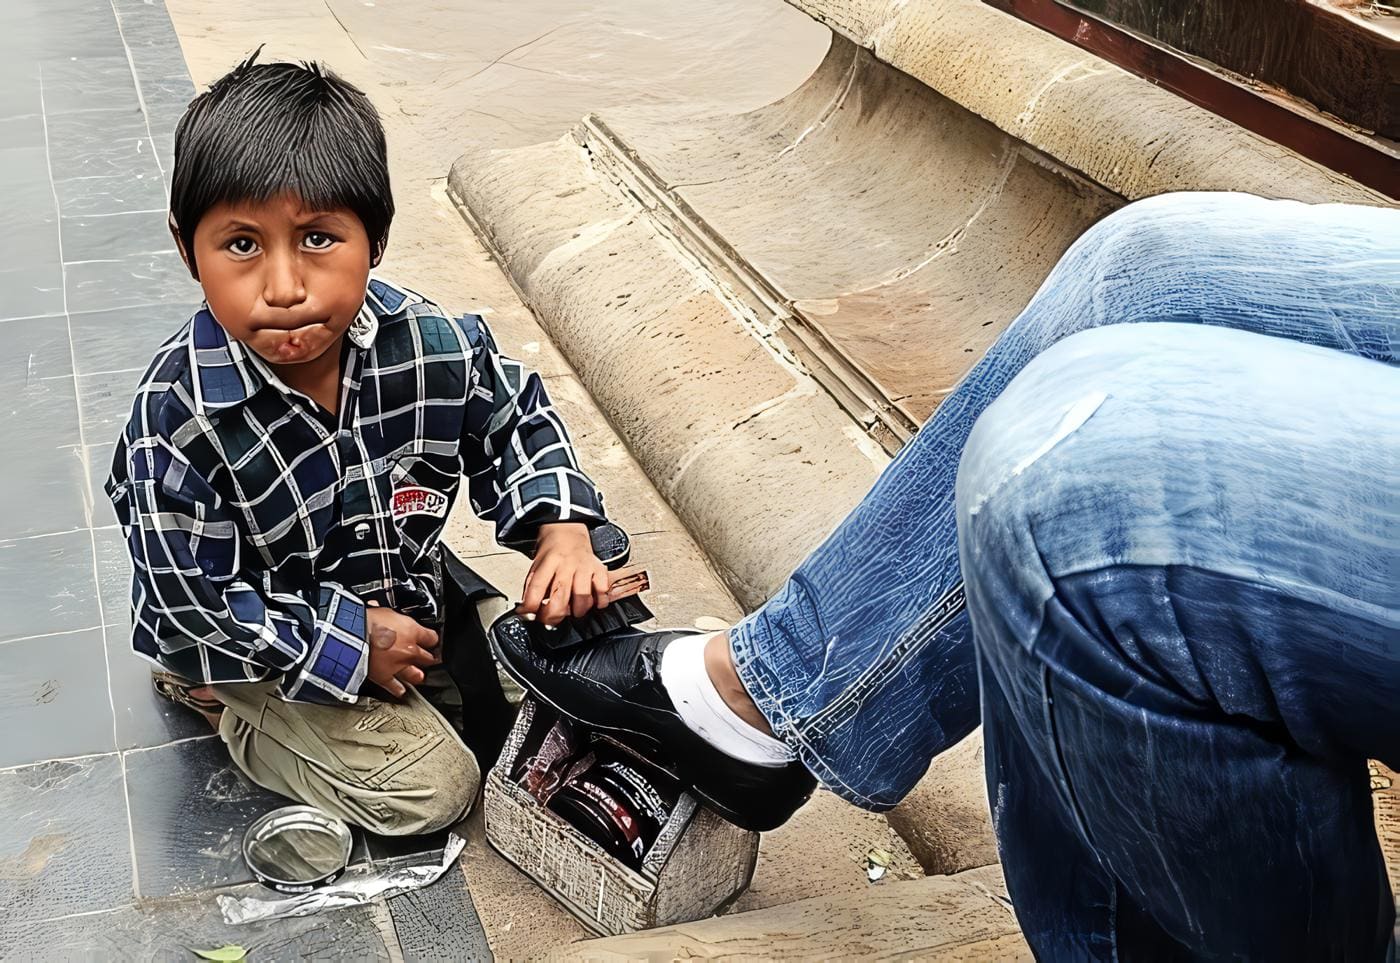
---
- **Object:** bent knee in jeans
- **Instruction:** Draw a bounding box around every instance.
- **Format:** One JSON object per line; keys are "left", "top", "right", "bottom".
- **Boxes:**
{"left": 955, "top": 321, "right": 1397, "bottom": 690}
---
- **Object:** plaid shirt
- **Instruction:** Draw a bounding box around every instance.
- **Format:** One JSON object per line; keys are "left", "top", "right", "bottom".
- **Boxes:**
{"left": 106, "top": 278, "right": 606, "bottom": 704}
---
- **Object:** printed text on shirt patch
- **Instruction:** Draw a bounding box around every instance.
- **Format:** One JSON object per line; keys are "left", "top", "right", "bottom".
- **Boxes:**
{"left": 392, "top": 486, "right": 449, "bottom": 520}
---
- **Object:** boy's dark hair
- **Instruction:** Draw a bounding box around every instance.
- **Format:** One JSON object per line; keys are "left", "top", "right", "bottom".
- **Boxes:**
{"left": 170, "top": 50, "right": 393, "bottom": 278}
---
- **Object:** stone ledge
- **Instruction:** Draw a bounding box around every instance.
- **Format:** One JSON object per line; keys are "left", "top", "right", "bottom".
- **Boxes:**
{"left": 788, "top": 0, "right": 1391, "bottom": 205}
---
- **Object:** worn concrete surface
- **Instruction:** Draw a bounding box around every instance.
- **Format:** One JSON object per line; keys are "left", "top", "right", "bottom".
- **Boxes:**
{"left": 450, "top": 134, "right": 888, "bottom": 611}
{"left": 581, "top": 35, "right": 1124, "bottom": 425}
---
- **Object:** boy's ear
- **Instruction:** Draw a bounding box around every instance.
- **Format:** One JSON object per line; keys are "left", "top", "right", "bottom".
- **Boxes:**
{"left": 370, "top": 233, "right": 387, "bottom": 268}
{"left": 168, "top": 214, "right": 199, "bottom": 281}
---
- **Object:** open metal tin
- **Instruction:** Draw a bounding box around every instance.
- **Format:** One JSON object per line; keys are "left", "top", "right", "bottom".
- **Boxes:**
{"left": 242, "top": 806, "right": 353, "bottom": 894}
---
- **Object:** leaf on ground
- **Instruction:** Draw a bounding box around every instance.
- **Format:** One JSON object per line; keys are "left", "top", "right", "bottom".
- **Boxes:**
{"left": 192, "top": 946, "right": 247, "bottom": 961}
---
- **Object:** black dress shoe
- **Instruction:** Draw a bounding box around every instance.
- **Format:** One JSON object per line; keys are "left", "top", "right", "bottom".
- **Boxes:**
{"left": 490, "top": 614, "right": 816, "bottom": 832}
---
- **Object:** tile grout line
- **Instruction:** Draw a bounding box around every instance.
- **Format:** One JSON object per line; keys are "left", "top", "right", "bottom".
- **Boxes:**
{"left": 0, "top": 748, "right": 116, "bottom": 775}
{"left": 0, "top": 624, "right": 104, "bottom": 647}
{"left": 64, "top": 207, "right": 169, "bottom": 219}
{"left": 121, "top": 731, "right": 219, "bottom": 756}
{"left": 38, "top": 62, "right": 143, "bottom": 903}
{"left": 110, "top": 0, "right": 172, "bottom": 208}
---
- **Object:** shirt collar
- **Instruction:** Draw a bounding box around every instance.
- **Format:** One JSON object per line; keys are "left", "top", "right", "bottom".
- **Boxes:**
{"left": 189, "top": 277, "right": 424, "bottom": 416}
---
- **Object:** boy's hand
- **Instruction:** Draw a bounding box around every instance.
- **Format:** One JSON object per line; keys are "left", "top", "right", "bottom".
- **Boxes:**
{"left": 519, "top": 522, "right": 608, "bottom": 627}
{"left": 365, "top": 605, "right": 439, "bottom": 698}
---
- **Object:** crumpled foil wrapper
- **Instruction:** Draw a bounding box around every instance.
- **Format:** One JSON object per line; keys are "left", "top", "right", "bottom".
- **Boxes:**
{"left": 218, "top": 833, "right": 466, "bottom": 924}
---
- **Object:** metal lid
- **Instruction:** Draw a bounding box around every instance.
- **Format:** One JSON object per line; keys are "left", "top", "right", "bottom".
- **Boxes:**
{"left": 242, "top": 805, "right": 353, "bottom": 894}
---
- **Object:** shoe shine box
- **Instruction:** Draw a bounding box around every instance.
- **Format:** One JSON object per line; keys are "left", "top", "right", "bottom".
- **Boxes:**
{"left": 483, "top": 696, "right": 760, "bottom": 936}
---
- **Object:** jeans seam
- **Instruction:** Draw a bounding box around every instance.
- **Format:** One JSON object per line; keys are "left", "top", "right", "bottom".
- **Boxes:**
{"left": 730, "top": 626, "right": 887, "bottom": 809}
{"left": 802, "top": 583, "right": 966, "bottom": 737}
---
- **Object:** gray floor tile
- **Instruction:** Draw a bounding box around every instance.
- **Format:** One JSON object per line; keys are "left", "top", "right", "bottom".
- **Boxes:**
{"left": 0, "top": 440, "right": 89, "bottom": 541}
{"left": 61, "top": 209, "right": 174, "bottom": 263}
{"left": 77, "top": 367, "right": 144, "bottom": 444}
{"left": 50, "top": 133, "right": 160, "bottom": 183}
{"left": 0, "top": 530, "right": 100, "bottom": 642}
{"left": 0, "top": 215, "right": 60, "bottom": 273}
{"left": 125, "top": 736, "right": 293, "bottom": 899}
{"left": 40, "top": 56, "right": 140, "bottom": 115}
{"left": 94, "top": 526, "right": 214, "bottom": 751}
{"left": 0, "top": 150, "right": 60, "bottom": 229}
{"left": 0, "top": 262, "right": 65, "bottom": 321}
{"left": 0, "top": 111, "right": 46, "bottom": 150}
{"left": 85, "top": 443, "right": 120, "bottom": 525}
{"left": 70, "top": 301, "right": 193, "bottom": 378}
{"left": 46, "top": 111, "right": 159, "bottom": 186}
{"left": 112, "top": 0, "right": 187, "bottom": 49}
{"left": 66, "top": 249, "right": 195, "bottom": 314}
{"left": 92, "top": 521, "right": 130, "bottom": 627}
{"left": 0, "top": 888, "right": 395, "bottom": 961}
{"left": 390, "top": 869, "right": 493, "bottom": 962}
{"left": 0, "top": 314, "right": 74, "bottom": 381}
{"left": 0, "top": 60, "right": 41, "bottom": 115}
{"left": 0, "top": 145, "right": 56, "bottom": 200}
{"left": 0, "top": 627, "right": 115, "bottom": 767}
{"left": 46, "top": 104, "right": 151, "bottom": 153}
{"left": 54, "top": 169, "right": 167, "bottom": 218}
{"left": 0, "top": 753, "right": 134, "bottom": 922}
{"left": 27, "top": 1, "right": 124, "bottom": 59}
{"left": 0, "top": 359, "right": 89, "bottom": 539}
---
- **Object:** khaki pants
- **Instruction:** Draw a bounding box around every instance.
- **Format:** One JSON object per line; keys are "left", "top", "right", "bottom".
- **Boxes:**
{"left": 214, "top": 680, "right": 480, "bottom": 836}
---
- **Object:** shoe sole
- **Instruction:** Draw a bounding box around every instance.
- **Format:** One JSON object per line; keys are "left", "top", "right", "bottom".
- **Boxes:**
{"left": 490, "top": 628, "right": 811, "bottom": 832}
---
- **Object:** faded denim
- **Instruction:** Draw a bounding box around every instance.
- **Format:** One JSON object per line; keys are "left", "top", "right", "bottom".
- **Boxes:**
{"left": 729, "top": 192, "right": 1399, "bottom": 958}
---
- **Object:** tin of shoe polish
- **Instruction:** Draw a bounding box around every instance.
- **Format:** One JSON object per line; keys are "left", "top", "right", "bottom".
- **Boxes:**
{"left": 242, "top": 805, "right": 353, "bottom": 893}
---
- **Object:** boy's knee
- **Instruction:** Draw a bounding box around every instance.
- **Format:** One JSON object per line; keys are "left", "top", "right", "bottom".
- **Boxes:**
{"left": 354, "top": 739, "right": 481, "bottom": 837}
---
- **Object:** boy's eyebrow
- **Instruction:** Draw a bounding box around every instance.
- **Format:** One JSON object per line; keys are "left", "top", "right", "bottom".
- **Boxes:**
{"left": 296, "top": 211, "right": 355, "bottom": 227}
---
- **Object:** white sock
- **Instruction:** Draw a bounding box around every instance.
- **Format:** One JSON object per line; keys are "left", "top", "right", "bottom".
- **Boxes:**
{"left": 660, "top": 633, "right": 795, "bottom": 768}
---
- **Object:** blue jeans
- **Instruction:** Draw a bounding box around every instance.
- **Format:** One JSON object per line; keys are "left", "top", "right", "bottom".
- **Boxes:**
{"left": 730, "top": 192, "right": 1400, "bottom": 958}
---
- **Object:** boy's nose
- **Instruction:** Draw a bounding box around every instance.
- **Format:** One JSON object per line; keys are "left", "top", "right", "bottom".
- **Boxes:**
{"left": 262, "top": 251, "right": 307, "bottom": 308}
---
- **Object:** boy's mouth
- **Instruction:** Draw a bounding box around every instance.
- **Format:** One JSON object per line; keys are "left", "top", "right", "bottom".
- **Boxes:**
{"left": 253, "top": 315, "right": 331, "bottom": 333}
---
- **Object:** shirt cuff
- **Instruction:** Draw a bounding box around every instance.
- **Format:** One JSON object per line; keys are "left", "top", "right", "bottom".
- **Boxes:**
{"left": 279, "top": 584, "right": 370, "bottom": 704}
{"left": 495, "top": 468, "right": 607, "bottom": 550}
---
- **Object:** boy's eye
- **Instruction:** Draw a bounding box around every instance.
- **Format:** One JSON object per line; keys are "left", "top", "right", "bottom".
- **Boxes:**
{"left": 227, "top": 237, "right": 258, "bottom": 256}
{"left": 304, "top": 232, "right": 337, "bottom": 250}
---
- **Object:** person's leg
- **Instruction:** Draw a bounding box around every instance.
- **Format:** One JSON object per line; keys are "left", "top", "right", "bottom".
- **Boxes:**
{"left": 214, "top": 680, "right": 480, "bottom": 836}
{"left": 490, "top": 192, "right": 1400, "bottom": 825}
{"left": 726, "top": 192, "right": 1400, "bottom": 808}
{"left": 957, "top": 322, "right": 1398, "bottom": 958}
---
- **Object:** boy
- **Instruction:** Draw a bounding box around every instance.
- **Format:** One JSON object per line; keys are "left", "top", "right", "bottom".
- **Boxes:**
{"left": 106, "top": 54, "right": 611, "bottom": 836}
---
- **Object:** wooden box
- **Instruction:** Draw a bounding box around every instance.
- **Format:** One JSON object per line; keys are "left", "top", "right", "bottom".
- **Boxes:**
{"left": 483, "top": 697, "right": 760, "bottom": 936}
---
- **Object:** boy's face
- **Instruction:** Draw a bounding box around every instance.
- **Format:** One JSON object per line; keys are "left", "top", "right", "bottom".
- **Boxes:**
{"left": 186, "top": 193, "right": 374, "bottom": 367}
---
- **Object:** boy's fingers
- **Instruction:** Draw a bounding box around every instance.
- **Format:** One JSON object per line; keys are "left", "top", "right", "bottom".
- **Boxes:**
{"left": 381, "top": 676, "right": 407, "bottom": 698}
{"left": 520, "top": 562, "right": 553, "bottom": 614}
{"left": 541, "top": 573, "right": 570, "bottom": 626}
{"left": 571, "top": 571, "right": 594, "bottom": 619}
{"left": 408, "top": 645, "right": 437, "bottom": 667}
{"left": 591, "top": 569, "right": 610, "bottom": 611}
{"left": 397, "top": 665, "right": 426, "bottom": 686}
{"left": 416, "top": 625, "right": 440, "bottom": 649}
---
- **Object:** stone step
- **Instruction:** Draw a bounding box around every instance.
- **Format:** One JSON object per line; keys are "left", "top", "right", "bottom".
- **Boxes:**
{"left": 552, "top": 863, "right": 1028, "bottom": 961}
{"left": 457, "top": 788, "right": 932, "bottom": 958}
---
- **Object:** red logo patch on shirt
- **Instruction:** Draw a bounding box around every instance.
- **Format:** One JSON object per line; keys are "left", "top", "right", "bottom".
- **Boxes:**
{"left": 392, "top": 486, "right": 449, "bottom": 520}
